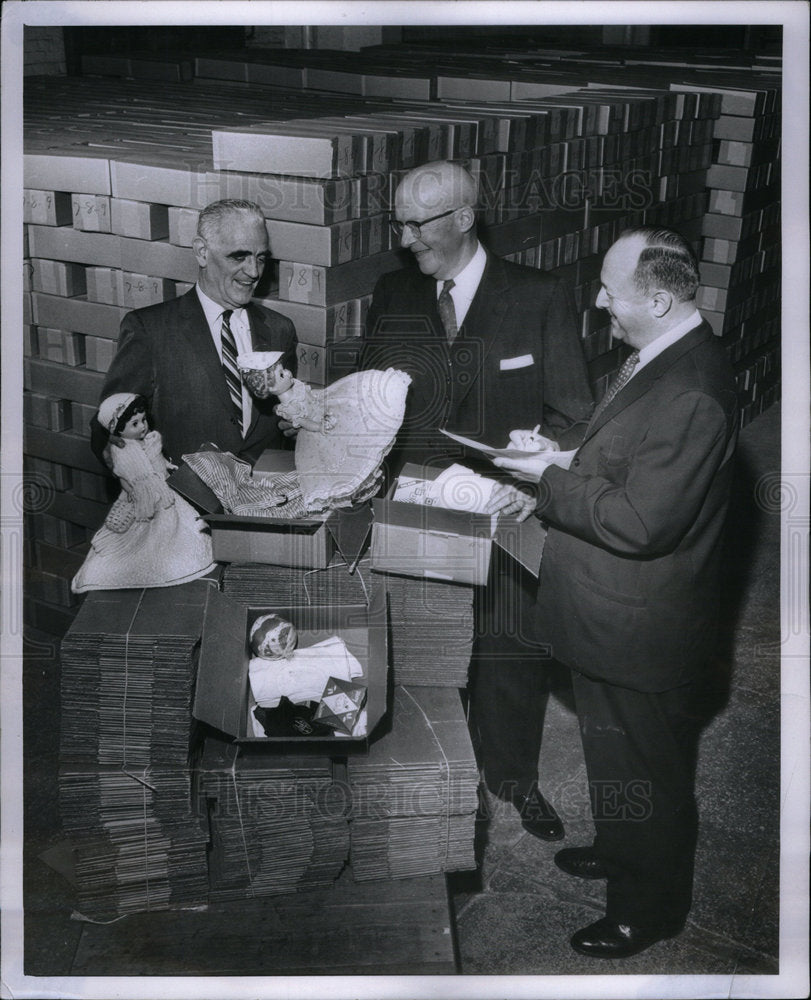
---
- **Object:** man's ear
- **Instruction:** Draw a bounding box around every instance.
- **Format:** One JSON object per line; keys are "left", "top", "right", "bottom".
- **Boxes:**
{"left": 457, "top": 205, "right": 476, "bottom": 233}
{"left": 650, "top": 290, "right": 673, "bottom": 318}
{"left": 192, "top": 235, "right": 208, "bottom": 268}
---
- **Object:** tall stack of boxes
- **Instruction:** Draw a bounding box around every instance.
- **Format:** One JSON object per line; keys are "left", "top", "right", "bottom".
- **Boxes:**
{"left": 692, "top": 82, "right": 782, "bottom": 424}
{"left": 24, "top": 58, "right": 780, "bottom": 634}
{"left": 24, "top": 47, "right": 779, "bottom": 668}
{"left": 31, "top": 36, "right": 781, "bottom": 914}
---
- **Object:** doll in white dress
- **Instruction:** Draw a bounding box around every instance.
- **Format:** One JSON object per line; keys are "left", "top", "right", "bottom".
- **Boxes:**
{"left": 71, "top": 393, "right": 216, "bottom": 593}
{"left": 237, "top": 351, "right": 336, "bottom": 433}
{"left": 237, "top": 351, "right": 411, "bottom": 512}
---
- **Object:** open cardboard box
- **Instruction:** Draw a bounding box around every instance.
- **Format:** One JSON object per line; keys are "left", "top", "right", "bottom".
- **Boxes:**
{"left": 193, "top": 584, "right": 389, "bottom": 754}
{"left": 370, "top": 462, "right": 546, "bottom": 586}
{"left": 169, "top": 447, "right": 372, "bottom": 570}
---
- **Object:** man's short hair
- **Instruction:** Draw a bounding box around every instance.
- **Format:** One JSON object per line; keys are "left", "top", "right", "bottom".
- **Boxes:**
{"left": 197, "top": 199, "right": 265, "bottom": 241}
{"left": 622, "top": 226, "right": 700, "bottom": 302}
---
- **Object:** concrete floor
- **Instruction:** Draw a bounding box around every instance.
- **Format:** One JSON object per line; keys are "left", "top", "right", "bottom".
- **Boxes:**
{"left": 16, "top": 403, "right": 786, "bottom": 991}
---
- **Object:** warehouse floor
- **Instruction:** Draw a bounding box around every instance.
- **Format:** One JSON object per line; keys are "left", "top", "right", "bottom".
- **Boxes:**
{"left": 18, "top": 403, "right": 782, "bottom": 987}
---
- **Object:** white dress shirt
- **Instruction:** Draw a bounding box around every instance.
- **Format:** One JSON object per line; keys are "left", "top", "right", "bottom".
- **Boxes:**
{"left": 196, "top": 285, "right": 253, "bottom": 435}
{"left": 438, "top": 241, "right": 487, "bottom": 328}
{"left": 631, "top": 309, "right": 704, "bottom": 381}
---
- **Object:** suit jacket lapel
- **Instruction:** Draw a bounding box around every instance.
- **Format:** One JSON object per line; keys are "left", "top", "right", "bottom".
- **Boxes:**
{"left": 583, "top": 322, "right": 714, "bottom": 442}
{"left": 453, "top": 254, "right": 509, "bottom": 409}
{"left": 419, "top": 275, "right": 443, "bottom": 334}
{"left": 176, "top": 289, "right": 235, "bottom": 417}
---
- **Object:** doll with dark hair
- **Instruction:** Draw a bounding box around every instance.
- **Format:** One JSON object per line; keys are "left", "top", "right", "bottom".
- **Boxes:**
{"left": 72, "top": 393, "right": 216, "bottom": 593}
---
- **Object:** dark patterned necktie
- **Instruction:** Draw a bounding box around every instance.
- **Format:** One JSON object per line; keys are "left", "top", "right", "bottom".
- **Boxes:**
{"left": 220, "top": 309, "right": 243, "bottom": 427}
{"left": 591, "top": 350, "right": 640, "bottom": 423}
{"left": 437, "top": 279, "right": 458, "bottom": 342}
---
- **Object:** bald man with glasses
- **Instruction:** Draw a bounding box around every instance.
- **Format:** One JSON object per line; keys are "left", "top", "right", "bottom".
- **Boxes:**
{"left": 361, "top": 161, "right": 594, "bottom": 842}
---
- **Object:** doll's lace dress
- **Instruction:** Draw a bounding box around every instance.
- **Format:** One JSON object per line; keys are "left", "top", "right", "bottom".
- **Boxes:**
{"left": 294, "top": 368, "right": 411, "bottom": 511}
{"left": 181, "top": 369, "right": 411, "bottom": 518}
{"left": 72, "top": 432, "right": 215, "bottom": 593}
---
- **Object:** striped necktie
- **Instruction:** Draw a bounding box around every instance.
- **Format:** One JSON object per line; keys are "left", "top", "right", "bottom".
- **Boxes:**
{"left": 590, "top": 349, "right": 640, "bottom": 424}
{"left": 220, "top": 309, "right": 243, "bottom": 427}
{"left": 437, "top": 279, "right": 458, "bottom": 342}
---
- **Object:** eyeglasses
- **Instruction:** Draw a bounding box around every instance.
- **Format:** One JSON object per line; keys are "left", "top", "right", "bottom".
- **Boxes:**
{"left": 389, "top": 207, "right": 462, "bottom": 241}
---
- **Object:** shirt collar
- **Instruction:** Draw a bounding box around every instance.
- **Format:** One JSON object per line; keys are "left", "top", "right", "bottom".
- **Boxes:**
{"left": 637, "top": 308, "right": 703, "bottom": 369}
{"left": 437, "top": 242, "right": 487, "bottom": 304}
{"left": 196, "top": 285, "right": 246, "bottom": 329}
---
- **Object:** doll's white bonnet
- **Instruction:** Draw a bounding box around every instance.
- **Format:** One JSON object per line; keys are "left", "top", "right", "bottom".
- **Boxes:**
{"left": 98, "top": 392, "right": 139, "bottom": 434}
{"left": 236, "top": 350, "right": 285, "bottom": 372}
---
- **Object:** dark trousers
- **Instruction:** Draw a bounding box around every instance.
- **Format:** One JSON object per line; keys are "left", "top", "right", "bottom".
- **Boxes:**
{"left": 467, "top": 547, "right": 552, "bottom": 801}
{"left": 572, "top": 669, "right": 703, "bottom": 930}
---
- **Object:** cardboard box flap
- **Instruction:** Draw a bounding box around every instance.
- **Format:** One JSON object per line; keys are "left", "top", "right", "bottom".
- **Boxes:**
{"left": 168, "top": 461, "right": 224, "bottom": 515}
{"left": 362, "top": 585, "right": 388, "bottom": 729}
{"left": 324, "top": 503, "right": 373, "bottom": 568}
{"left": 252, "top": 449, "right": 295, "bottom": 475}
{"left": 493, "top": 516, "right": 547, "bottom": 577}
{"left": 372, "top": 496, "right": 493, "bottom": 536}
{"left": 203, "top": 512, "right": 325, "bottom": 531}
{"left": 195, "top": 587, "right": 248, "bottom": 738}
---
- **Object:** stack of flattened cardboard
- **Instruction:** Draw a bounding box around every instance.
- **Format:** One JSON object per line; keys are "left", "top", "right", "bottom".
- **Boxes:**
{"left": 383, "top": 576, "right": 474, "bottom": 688}
{"left": 58, "top": 580, "right": 212, "bottom": 917}
{"left": 348, "top": 686, "right": 479, "bottom": 881}
{"left": 221, "top": 554, "right": 373, "bottom": 607}
{"left": 196, "top": 737, "right": 350, "bottom": 900}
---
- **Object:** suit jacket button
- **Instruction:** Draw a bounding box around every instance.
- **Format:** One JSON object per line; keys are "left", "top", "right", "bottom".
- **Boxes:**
{"left": 573, "top": 457, "right": 580, "bottom": 466}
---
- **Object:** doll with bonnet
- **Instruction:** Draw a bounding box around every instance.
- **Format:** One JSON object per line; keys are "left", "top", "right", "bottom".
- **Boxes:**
{"left": 238, "top": 351, "right": 336, "bottom": 433}
{"left": 71, "top": 392, "right": 216, "bottom": 593}
{"left": 236, "top": 352, "right": 411, "bottom": 512}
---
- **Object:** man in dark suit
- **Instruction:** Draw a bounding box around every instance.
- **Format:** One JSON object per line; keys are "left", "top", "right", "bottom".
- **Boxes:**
{"left": 96, "top": 199, "right": 296, "bottom": 465}
{"left": 361, "top": 161, "right": 594, "bottom": 840}
{"left": 496, "top": 227, "right": 739, "bottom": 958}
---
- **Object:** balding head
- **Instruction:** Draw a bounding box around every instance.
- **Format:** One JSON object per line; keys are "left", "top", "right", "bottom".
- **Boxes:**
{"left": 395, "top": 161, "right": 479, "bottom": 217}
{"left": 393, "top": 161, "right": 479, "bottom": 279}
{"left": 596, "top": 227, "right": 700, "bottom": 349}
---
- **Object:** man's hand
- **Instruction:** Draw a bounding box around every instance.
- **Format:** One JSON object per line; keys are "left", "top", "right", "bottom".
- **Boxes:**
{"left": 101, "top": 434, "right": 126, "bottom": 471}
{"left": 274, "top": 408, "right": 299, "bottom": 439}
{"left": 507, "top": 425, "right": 559, "bottom": 453}
{"left": 483, "top": 482, "right": 536, "bottom": 522}
{"left": 494, "top": 449, "right": 578, "bottom": 481}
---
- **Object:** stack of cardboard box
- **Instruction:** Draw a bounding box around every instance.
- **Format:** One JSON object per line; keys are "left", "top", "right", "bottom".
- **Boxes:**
{"left": 58, "top": 581, "right": 212, "bottom": 918}
{"left": 23, "top": 44, "right": 779, "bottom": 648}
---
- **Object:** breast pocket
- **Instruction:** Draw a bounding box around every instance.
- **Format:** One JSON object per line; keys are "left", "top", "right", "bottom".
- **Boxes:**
{"left": 498, "top": 353, "right": 535, "bottom": 374}
{"left": 596, "top": 435, "right": 631, "bottom": 483}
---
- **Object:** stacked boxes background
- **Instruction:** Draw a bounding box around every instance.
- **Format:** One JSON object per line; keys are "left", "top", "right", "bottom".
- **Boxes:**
{"left": 23, "top": 43, "right": 781, "bottom": 635}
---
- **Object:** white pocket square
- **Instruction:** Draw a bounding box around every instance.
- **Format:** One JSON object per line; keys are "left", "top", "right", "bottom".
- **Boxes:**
{"left": 499, "top": 354, "right": 534, "bottom": 371}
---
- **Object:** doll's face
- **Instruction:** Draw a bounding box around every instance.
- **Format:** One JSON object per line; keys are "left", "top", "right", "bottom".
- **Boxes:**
{"left": 120, "top": 411, "right": 148, "bottom": 441}
{"left": 266, "top": 363, "right": 295, "bottom": 394}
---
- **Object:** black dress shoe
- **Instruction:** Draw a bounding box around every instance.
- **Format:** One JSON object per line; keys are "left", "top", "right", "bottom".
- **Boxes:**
{"left": 570, "top": 917, "right": 682, "bottom": 959}
{"left": 512, "top": 785, "right": 564, "bottom": 841}
{"left": 554, "top": 846, "right": 608, "bottom": 879}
